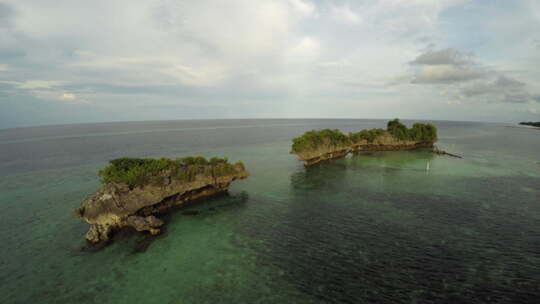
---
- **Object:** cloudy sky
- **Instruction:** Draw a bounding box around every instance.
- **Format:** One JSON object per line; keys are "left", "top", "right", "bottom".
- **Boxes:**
{"left": 1, "top": 0, "right": 539, "bottom": 128}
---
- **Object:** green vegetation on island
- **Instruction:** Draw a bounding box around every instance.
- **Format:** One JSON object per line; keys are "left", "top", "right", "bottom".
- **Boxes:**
{"left": 387, "top": 119, "right": 438, "bottom": 142}
{"left": 349, "top": 128, "right": 386, "bottom": 143}
{"left": 349, "top": 119, "right": 437, "bottom": 144}
{"left": 98, "top": 156, "right": 245, "bottom": 187}
{"left": 291, "top": 129, "right": 351, "bottom": 153}
{"left": 291, "top": 119, "right": 438, "bottom": 165}
{"left": 292, "top": 119, "right": 438, "bottom": 153}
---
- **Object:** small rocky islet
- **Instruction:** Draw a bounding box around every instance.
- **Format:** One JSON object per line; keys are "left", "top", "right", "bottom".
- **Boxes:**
{"left": 291, "top": 119, "right": 443, "bottom": 166}
{"left": 519, "top": 121, "right": 540, "bottom": 128}
{"left": 74, "top": 156, "right": 249, "bottom": 243}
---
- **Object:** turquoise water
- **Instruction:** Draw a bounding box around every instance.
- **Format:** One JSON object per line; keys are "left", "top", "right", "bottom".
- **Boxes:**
{"left": 0, "top": 119, "right": 539, "bottom": 303}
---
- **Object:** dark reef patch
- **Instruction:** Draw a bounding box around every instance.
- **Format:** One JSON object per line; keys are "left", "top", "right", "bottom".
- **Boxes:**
{"left": 240, "top": 159, "right": 540, "bottom": 303}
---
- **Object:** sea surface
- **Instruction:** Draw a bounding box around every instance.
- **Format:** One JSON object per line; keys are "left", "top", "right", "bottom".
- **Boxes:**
{"left": 0, "top": 119, "right": 539, "bottom": 304}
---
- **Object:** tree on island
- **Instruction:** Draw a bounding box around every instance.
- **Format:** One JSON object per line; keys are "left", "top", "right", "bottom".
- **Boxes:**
{"left": 291, "top": 129, "right": 351, "bottom": 153}
{"left": 98, "top": 156, "right": 245, "bottom": 188}
{"left": 386, "top": 118, "right": 437, "bottom": 142}
{"left": 292, "top": 119, "right": 438, "bottom": 155}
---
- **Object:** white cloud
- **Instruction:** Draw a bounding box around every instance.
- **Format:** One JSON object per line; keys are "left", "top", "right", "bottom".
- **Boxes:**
{"left": 162, "top": 64, "right": 227, "bottom": 87}
{"left": 1, "top": 0, "right": 539, "bottom": 125}
{"left": 330, "top": 5, "right": 362, "bottom": 25}
{"left": 287, "top": 0, "right": 316, "bottom": 17}
{"left": 16, "top": 80, "right": 65, "bottom": 89}
{"left": 285, "top": 37, "right": 321, "bottom": 60}
{"left": 0, "top": 64, "right": 8, "bottom": 72}
{"left": 28, "top": 90, "right": 89, "bottom": 104}
{"left": 59, "top": 93, "right": 76, "bottom": 101}
{"left": 412, "top": 65, "right": 484, "bottom": 84}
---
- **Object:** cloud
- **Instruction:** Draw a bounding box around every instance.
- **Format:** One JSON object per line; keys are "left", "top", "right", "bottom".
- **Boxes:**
{"left": 287, "top": 0, "right": 316, "bottom": 17}
{"left": 2, "top": 79, "right": 86, "bottom": 103}
{"left": 412, "top": 65, "right": 484, "bottom": 84}
{"left": 16, "top": 80, "right": 65, "bottom": 89}
{"left": 1, "top": 0, "right": 539, "bottom": 126}
{"left": 410, "top": 48, "right": 472, "bottom": 66}
{"left": 460, "top": 76, "right": 539, "bottom": 103}
{"left": 494, "top": 75, "right": 526, "bottom": 88}
{"left": 330, "top": 5, "right": 362, "bottom": 25}
{"left": 408, "top": 48, "right": 539, "bottom": 104}
{"left": 409, "top": 48, "right": 484, "bottom": 84}
{"left": 59, "top": 92, "right": 76, "bottom": 101}
{"left": 0, "top": 2, "right": 16, "bottom": 28}
{"left": 161, "top": 65, "right": 227, "bottom": 87}
{"left": 28, "top": 89, "right": 88, "bottom": 104}
{"left": 285, "top": 36, "right": 321, "bottom": 60}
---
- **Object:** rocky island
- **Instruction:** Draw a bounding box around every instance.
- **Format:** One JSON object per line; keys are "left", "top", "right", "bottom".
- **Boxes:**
{"left": 291, "top": 119, "right": 438, "bottom": 166}
{"left": 74, "top": 156, "right": 249, "bottom": 243}
{"left": 519, "top": 121, "right": 540, "bottom": 128}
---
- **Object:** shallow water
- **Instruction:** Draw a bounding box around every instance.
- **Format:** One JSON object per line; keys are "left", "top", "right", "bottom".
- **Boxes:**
{"left": 0, "top": 119, "right": 539, "bottom": 303}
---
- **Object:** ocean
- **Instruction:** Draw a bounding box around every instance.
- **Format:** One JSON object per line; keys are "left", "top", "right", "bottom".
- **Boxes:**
{"left": 0, "top": 119, "right": 539, "bottom": 303}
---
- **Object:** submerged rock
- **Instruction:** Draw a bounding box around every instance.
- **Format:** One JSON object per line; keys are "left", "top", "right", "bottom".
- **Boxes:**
{"left": 432, "top": 146, "right": 463, "bottom": 158}
{"left": 73, "top": 157, "right": 249, "bottom": 243}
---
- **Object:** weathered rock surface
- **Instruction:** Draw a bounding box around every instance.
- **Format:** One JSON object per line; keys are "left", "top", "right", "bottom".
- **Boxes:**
{"left": 350, "top": 131, "right": 434, "bottom": 152}
{"left": 293, "top": 138, "right": 351, "bottom": 166}
{"left": 74, "top": 165, "right": 249, "bottom": 243}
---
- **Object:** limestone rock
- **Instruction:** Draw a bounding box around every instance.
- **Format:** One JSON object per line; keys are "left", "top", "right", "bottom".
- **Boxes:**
{"left": 293, "top": 131, "right": 436, "bottom": 167}
{"left": 74, "top": 164, "right": 249, "bottom": 243}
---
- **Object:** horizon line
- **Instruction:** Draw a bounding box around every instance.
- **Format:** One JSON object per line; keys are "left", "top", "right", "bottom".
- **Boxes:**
{"left": 0, "top": 117, "right": 516, "bottom": 131}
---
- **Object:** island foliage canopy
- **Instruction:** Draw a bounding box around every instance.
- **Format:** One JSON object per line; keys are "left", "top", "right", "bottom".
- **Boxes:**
{"left": 98, "top": 156, "right": 245, "bottom": 187}
{"left": 291, "top": 119, "right": 437, "bottom": 153}
{"left": 386, "top": 119, "right": 437, "bottom": 142}
{"left": 291, "top": 129, "right": 351, "bottom": 153}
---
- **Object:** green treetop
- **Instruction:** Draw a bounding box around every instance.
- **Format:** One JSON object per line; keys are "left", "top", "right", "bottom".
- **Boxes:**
{"left": 387, "top": 118, "right": 437, "bottom": 142}
{"left": 291, "top": 119, "right": 437, "bottom": 154}
{"left": 291, "top": 129, "right": 351, "bottom": 153}
{"left": 98, "top": 156, "right": 245, "bottom": 187}
{"left": 349, "top": 128, "right": 386, "bottom": 143}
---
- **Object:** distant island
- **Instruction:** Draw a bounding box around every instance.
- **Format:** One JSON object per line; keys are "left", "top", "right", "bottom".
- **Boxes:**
{"left": 291, "top": 119, "right": 438, "bottom": 166}
{"left": 519, "top": 121, "right": 540, "bottom": 128}
{"left": 74, "top": 156, "right": 249, "bottom": 243}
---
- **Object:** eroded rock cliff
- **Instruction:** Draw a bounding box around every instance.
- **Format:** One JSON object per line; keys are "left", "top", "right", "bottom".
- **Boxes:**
{"left": 350, "top": 131, "right": 434, "bottom": 152}
{"left": 74, "top": 157, "right": 249, "bottom": 243}
{"left": 293, "top": 139, "right": 351, "bottom": 166}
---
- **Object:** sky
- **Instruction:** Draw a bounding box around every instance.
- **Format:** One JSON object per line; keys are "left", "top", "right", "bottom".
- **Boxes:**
{"left": 1, "top": 0, "right": 539, "bottom": 128}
